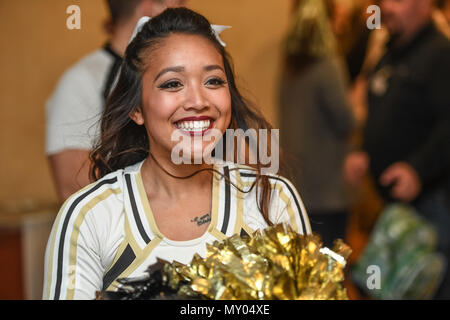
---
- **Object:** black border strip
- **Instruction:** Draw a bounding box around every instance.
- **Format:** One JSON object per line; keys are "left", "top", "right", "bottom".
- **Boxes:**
{"left": 53, "top": 177, "right": 118, "bottom": 299}
{"left": 125, "top": 174, "right": 151, "bottom": 244}
{"left": 102, "top": 244, "right": 136, "bottom": 291}
{"left": 240, "top": 228, "right": 250, "bottom": 237}
{"left": 239, "top": 172, "right": 307, "bottom": 235}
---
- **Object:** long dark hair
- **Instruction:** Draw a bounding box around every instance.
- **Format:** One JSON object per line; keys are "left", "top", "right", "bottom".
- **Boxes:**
{"left": 90, "top": 7, "right": 283, "bottom": 225}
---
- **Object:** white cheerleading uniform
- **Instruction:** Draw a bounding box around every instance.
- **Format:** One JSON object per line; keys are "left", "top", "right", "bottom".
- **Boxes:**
{"left": 43, "top": 160, "right": 311, "bottom": 300}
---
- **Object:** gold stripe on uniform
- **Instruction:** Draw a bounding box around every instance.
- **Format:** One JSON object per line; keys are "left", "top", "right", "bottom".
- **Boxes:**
{"left": 104, "top": 213, "right": 147, "bottom": 292}
{"left": 66, "top": 188, "right": 121, "bottom": 299}
{"left": 210, "top": 228, "right": 228, "bottom": 241}
{"left": 134, "top": 171, "right": 161, "bottom": 238}
{"left": 108, "top": 165, "right": 223, "bottom": 289}
{"left": 110, "top": 237, "right": 163, "bottom": 285}
{"left": 135, "top": 173, "right": 164, "bottom": 240}
{"left": 124, "top": 209, "right": 143, "bottom": 257}
{"left": 44, "top": 181, "right": 97, "bottom": 299}
{"left": 241, "top": 222, "right": 255, "bottom": 236}
{"left": 208, "top": 166, "right": 220, "bottom": 233}
{"left": 277, "top": 186, "right": 299, "bottom": 233}
{"left": 287, "top": 183, "right": 312, "bottom": 234}
{"left": 44, "top": 199, "right": 70, "bottom": 299}
{"left": 103, "top": 235, "right": 129, "bottom": 277}
{"left": 242, "top": 180, "right": 300, "bottom": 233}
{"left": 232, "top": 169, "right": 245, "bottom": 235}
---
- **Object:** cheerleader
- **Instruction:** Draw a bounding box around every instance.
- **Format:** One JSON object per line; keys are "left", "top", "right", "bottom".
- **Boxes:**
{"left": 43, "top": 7, "right": 311, "bottom": 300}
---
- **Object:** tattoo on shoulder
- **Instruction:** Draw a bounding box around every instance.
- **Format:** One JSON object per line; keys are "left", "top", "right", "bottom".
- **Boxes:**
{"left": 191, "top": 213, "right": 211, "bottom": 226}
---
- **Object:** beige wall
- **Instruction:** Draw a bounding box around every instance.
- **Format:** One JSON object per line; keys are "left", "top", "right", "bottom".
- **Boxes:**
{"left": 0, "top": 0, "right": 291, "bottom": 209}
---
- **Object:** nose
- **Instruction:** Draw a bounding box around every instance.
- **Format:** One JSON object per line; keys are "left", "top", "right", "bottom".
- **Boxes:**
{"left": 183, "top": 83, "right": 209, "bottom": 111}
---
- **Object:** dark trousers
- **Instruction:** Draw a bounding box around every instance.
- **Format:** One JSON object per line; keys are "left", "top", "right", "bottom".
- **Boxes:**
{"left": 309, "top": 210, "right": 348, "bottom": 249}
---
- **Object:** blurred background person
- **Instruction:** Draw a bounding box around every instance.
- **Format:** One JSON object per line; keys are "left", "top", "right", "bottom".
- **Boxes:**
{"left": 279, "top": 0, "right": 356, "bottom": 248}
{"left": 442, "top": 0, "right": 450, "bottom": 21}
{"left": 46, "top": 0, "right": 186, "bottom": 203}
{"left": 330, "top": 0, "right": 374, "bottom": 85}
{"left": 344, "top": 0, "right": 450, "bottom": 299}
{"left": 331, "top": 0, "right": 385, "bottom": 139}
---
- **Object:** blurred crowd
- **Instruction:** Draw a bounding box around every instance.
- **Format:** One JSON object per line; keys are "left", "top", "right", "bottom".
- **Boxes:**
{"left": 279, "top": 0, "right": 450, "bottom": 299}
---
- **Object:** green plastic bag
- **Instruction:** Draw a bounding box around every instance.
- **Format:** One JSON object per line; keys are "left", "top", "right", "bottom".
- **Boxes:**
{"left": 351, "top": 203, "right": 446, "bottom": 299}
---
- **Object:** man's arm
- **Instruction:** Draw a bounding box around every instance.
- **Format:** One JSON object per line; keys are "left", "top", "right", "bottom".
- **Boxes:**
{"left": 46, "top": 61, "right": 102, "bottom": 203}
{"left": 48, "top": 149, "right": 92, "bottom": 203}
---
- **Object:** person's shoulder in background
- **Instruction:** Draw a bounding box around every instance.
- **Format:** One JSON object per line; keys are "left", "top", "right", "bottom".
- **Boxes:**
{"left": 45, "top": 48, "right": 114, "bottom": 155}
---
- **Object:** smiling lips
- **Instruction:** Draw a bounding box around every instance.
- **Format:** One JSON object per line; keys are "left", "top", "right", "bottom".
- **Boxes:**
{"left": 174, "top": 116, "right": 214, "bottom": 135}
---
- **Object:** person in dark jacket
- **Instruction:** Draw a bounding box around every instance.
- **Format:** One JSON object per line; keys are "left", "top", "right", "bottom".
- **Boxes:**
{"left": 344, "top": 0, "right": 450, "bottom": 299}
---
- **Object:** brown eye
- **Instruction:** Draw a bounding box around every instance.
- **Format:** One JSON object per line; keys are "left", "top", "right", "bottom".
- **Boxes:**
{"left": 158, "top": 80, "right": 183, "bottom": 90}
{"left": 205, "top": 77, "right": 227, "bottom": 87}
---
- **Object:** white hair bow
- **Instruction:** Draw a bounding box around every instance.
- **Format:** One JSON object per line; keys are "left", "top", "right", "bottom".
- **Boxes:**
{"left": 130, "top": 16, "right": 231, "bottom": 47}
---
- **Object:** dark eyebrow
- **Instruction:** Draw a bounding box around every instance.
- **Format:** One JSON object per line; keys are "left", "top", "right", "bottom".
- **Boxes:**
{"left": 153, "top": 65, "right": 225, "bottom": 82}
{"left": 204, "top": 65, "right": 225, "bottom": 73}
{"left": 154, "top": 66, "right": 185, "bottom": 82}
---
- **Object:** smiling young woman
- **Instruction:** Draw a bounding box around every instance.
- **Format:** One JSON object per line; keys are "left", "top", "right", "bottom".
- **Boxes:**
{"left": 43, "top": 7, "right": 311, "bottom": 300}
{"left": 129, "top": 32, "right": 232, "bottom": 242}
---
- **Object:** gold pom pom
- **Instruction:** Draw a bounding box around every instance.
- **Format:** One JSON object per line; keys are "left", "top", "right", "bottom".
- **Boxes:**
{"left": 162, "top": 223, "right": 352, "bottom": 300}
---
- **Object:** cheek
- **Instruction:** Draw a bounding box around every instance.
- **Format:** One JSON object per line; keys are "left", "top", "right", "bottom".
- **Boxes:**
{"left": 143, "top": 92, "right": 180, "bottom": 125}
{"left": 224, "top": 95, "right": 233, "bottom": 126}
{"left": 215, "top": 90, "right": 232, "bottom": 120}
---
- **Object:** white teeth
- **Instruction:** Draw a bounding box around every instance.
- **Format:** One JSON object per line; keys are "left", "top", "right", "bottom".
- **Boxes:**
{"left": 176, "top": 119, "right": 211, "bottom": 132}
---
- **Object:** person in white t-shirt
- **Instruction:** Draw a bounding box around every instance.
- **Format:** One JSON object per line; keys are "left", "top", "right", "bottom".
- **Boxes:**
{"left": 43, "top": 8, "right": 311, "bottom": 300}
{"left": 46, "top": 0, "right": 186, "bottom": 203}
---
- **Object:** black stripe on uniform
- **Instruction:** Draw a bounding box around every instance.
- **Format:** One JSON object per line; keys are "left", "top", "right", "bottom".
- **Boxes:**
{"left": 102, "top": 244, "right": 136, "bottom": 291}
{"left": 220, "top": 166, "right": 231, "bottom": 235}
{"left": 125, "top": 174, "right": 151, "bottom": 244}
{"left": 239, "top": 172, "right": 307, "bottom": 235}
{"left": 53, "top": 177, "right": 118, "bottom": 300}
{"left": 240, "top": 228, "right": 250, "bottom": 237}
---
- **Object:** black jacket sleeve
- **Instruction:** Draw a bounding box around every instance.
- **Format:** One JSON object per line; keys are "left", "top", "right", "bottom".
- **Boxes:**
{"left": 408, "top": 44, "right": 450, "bottom": 186}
